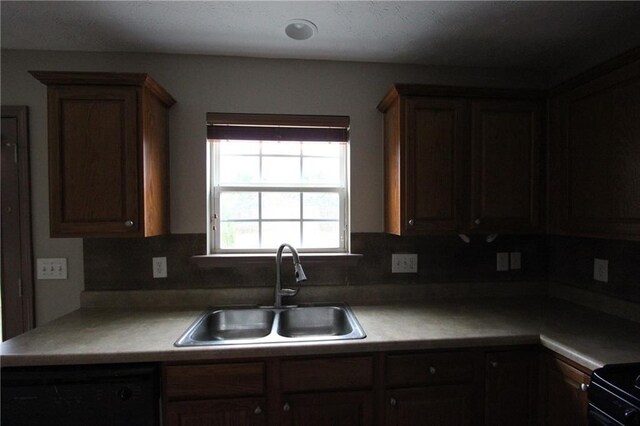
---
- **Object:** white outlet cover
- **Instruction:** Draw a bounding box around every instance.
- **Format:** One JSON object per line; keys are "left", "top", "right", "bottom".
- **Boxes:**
{"left": 594, "top": 258, "right": 608, "bottom": 282}
{"left": 153, "top": 257, "right": 168, "bottom": 278}
{"left": 36, "top": 258, "right": 68, "bottom": 280}
{"left": 510, "top": 252, "right": 522, "bottom": 270}
{"left": 392, "top": 253, "right": 418, "bottom": 273}
{"left": 496, "top": 253, "right": 509, "bottom": 272}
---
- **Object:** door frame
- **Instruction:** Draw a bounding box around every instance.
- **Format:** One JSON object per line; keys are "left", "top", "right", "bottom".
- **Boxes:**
{"left": 1, "top": 105, "right": 34, "bottom": 339}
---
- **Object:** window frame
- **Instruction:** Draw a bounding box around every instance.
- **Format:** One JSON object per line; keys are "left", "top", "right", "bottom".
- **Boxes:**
{"left": 207, "top": 113, "right": 350, "bottom": 255}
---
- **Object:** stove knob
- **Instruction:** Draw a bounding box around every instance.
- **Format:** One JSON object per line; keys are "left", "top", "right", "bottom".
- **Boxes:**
{"left": 623, "top": 408, "right": 639, "bottom": 426}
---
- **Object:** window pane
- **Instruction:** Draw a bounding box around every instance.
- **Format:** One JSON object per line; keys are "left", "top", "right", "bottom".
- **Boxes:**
{"left": 220, "top": 156, "right": 260, "bottom": 184}
{"left": 221, "top": 192, "right": 258, "bottom": 219}
{"left": 303, "top": 221, "right": 340, "bottom": 248}
{"left": 302, "top": 142, "right": 342, "bottom": 157}
{"left": 219, "top": 141, "right": 261, "bottom": 155}
{"left": 302, "top": 157, "right": 341, "bottom": 184}
{"left": 262, "top": 192, "right": 300, "bottom": 219}
{"left": 262, "top": 221, "right": 300, "bottom": 248}
{"left": 220, "top": 221, "right": 259, "bottom": 249}
{"left": 262, "top": 157, "right": 300, "bottom": 183}
{"left": 262, "top": 141, "right": 300, "bottom": 156}
{"left": 303, "top": 193, "right": 339, "bottom": 219}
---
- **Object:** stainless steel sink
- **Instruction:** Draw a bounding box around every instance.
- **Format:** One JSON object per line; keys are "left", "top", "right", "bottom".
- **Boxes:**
{"left": 175, "top": 303, "right": 365, "bottom": 346}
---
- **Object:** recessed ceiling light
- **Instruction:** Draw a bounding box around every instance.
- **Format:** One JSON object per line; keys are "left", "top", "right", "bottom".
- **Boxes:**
{"left": 285, "top": 19, "right": 318, "bottom": 41}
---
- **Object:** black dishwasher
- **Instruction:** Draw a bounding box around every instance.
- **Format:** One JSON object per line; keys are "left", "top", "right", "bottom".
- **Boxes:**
{"left": 1, "top": 363, "right": 159, "bottom": 426}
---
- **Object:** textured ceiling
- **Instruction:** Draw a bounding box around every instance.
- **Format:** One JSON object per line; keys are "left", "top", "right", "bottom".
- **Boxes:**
{"left": 2, "top": 1, "right": 640, "bottom": 74}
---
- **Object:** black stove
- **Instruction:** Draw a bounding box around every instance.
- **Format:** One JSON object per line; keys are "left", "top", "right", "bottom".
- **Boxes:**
{"left": 588, "top": 363, "right": 640, "bottom": 426}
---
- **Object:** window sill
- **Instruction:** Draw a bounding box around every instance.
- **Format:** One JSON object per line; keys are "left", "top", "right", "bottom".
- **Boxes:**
{"left": 191, "top": 253, "right": 362, "bottom": 269}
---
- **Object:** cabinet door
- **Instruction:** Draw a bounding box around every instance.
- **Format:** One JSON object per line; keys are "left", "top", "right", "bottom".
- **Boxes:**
{"left": 485, "top": 350, "right": 537, "bottom": 426}
{"left": 166, "top": 398, "right": 267, "bottom": 426}
{"left": 48, "top": 85, "right": 139, "bottom": 236}
{"left": 540, "top": 353, "right": 591, "bottom": 426}
{"left": 385, "top": 385, "right": 476, "bottom": 426}
{"left": 553, "top": 63, "right": 640, "bottom": 238}
{"left": 470, "top": 100, "right": 542, "bottom": 232}
{"left": 404, "top": 98, "right": 467, "bottom": 234}
{"left": 281, "top": 391, "right": 373, "bottom": 426}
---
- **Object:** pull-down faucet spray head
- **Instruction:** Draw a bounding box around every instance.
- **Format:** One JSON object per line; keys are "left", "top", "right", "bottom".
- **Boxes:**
{"left": 294, "top": 262, "right": 307, "bottom": 283}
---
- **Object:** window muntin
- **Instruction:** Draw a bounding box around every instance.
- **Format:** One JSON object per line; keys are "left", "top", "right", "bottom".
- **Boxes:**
{"left": 209, "top": 135, "right": 348, "bottom": 253}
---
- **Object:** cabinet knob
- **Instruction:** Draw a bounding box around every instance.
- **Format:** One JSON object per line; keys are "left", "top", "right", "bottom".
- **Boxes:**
{"left": 389, "top": 397, "right": 397, "bottom": 406}
{"left": 429, "top": 366, "right": 436, "bottom": 375}
{"left": 124, "top": 220, "right": 134, "bottom": 228}
{"left": 580, "top": 383, "right": 589, "bottom": 392}
{"left": 283, "top": 403, "right": 290, "bottom": 412}
{"left": 408, "top": 219, "right": 415, "bottom": 226}
{"left": 490, "top": 361, "right": 499, "bottom": 368}
{"left": 254, "top": 406, "right": 262, "bottom": 415}
{"left": 474, "top": 218, "right": 481, "bottom": 225}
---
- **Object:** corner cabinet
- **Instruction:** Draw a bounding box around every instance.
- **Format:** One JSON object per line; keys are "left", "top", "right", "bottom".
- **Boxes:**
{"left": 378, "top": 85, "right": 544, "bottom": 236}
{"left": 30, "top": 71, "right": 176, "bottom": 238}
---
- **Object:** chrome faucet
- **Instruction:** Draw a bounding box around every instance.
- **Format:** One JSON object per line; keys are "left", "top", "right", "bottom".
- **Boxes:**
{"left": 274, "top": 243, "right": 307, "bottom": 308}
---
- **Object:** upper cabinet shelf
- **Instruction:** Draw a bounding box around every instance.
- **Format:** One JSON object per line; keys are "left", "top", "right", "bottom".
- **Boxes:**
{"left": 378, "top": 84, "right": 544, "bottom": 236}
{"left": 31, "top": 71, "right": 176, "bottom": 238}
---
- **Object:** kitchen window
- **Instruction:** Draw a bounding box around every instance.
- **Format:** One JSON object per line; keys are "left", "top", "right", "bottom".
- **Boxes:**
{"left": 207, "top": 113, "right": 350, "bottom": 254}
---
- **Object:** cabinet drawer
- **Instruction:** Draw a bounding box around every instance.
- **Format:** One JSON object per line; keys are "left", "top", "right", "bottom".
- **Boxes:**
{"left": 165, "top": 362, "right": 265, "bottom": 400}
{"left": 280, "top": 356, "right": 373, "bottom": 392}
{"left": 386, "top": 351, "right": 476, "bottom": 387}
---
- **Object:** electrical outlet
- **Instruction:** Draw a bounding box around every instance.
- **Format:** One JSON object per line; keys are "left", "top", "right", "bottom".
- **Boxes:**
{"left": 496, "top": 253, "right": 509, "bottom": 271}
{"left": 510, "top": 252, "right": 522, "bottom": 270}
{"left": 36, "top": 258, "right": 67, "bottom": 280}
{"left": 153, "top": 257, "right": 168, "bottom": 278}
{"left": 594, "top": 258, "right": 608, "bottom": 282}
{"left": 392, "top": 254, "right": 418, "bottom": 273}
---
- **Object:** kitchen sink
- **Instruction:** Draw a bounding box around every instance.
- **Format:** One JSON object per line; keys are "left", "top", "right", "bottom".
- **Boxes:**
{"left": 175, "top": 303, "right": 365, "bottom": 346}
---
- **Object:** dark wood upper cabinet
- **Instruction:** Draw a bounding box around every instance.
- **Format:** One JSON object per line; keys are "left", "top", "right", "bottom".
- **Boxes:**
{"left": 379, "top": 85, "right": 544, "bottom": 235}
{"left": 470, "top": 100, "right": 542, "bottom": 232}
{"left": 548, "top": 59, "right": 640, "bottom": 239}
{"left": 30, "top": 71, "right": 176, "bottom": 238}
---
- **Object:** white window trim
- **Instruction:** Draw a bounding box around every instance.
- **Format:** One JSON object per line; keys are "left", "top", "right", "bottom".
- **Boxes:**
{"left": 207, "top": 139, "right": 350, "bottom": 254}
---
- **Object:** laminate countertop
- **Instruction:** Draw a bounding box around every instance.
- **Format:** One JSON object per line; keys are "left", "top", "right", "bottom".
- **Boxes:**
{"left": 2, "top": 298, "right": 639, "bottom": 371}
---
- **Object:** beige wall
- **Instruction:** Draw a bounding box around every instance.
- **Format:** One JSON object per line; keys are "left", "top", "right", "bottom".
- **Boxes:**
{"left": 1, "top": 49, "right": 547, "bottom": 325}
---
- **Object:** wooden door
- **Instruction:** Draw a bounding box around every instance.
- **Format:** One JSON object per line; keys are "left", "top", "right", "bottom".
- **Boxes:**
{"left": 385, "top": 385, "right": 475, "bottom": 426}
{"left": 1, "top": 106, "right": 34, "bottom": 340}
{"left": 470, "top": 99, "right": 542, "bottom": 233}
{"left": 554, "top": 63, "right": 640, "bottom": 238}
{"left": 165, "top": 398, "right": 267, "bottom": 426}
{"left": 47, "top": 85, "right": 140, "bottom": 237}
{"left": 281, "top": 391, "right": 373, "bottom": 426}
{"left": 404, "top": 97, "right": 467, "bottom": 234}
{"left": 485, "top": 350, "right": 537, "bottom": 426}
{"left": 540, "top": 353, "right": 590, "bottom": 426}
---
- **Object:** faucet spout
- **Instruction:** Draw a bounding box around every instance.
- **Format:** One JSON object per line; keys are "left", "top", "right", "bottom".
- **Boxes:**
{"left": 274, "top": 243, "right": 307, "bottom": 308}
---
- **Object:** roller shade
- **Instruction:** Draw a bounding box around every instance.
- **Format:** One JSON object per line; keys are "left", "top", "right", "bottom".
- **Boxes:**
{"left": 207, "top": 113, "right": 349, "bottom": 142}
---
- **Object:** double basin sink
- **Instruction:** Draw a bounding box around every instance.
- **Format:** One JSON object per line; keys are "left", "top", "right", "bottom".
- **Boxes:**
{"left": 175, "top": 303, "right": 366, "bottom": 346}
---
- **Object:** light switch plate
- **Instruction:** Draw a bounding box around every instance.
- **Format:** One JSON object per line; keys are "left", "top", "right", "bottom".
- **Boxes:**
{"left": 510, "top": 252, "right": 522, "bottom": 270}
{"left": 36, "top": 258, "right": 67, "bottom": 280}
{"left": 153, "top": 257, "right": 168, "bottom": 278}
{"left": 594, "top": 258, "right": 608, "bottom": 282}
{"left": 497, "top": 253, "right": 509, "bottom": 271}
{"left": 392, "top": 254, "right": 418, "bottom": 273}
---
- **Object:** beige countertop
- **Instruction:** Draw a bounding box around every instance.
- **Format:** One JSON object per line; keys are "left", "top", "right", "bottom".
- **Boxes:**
{"left": 2, "top": 297, "right": 639, "bottom": 371}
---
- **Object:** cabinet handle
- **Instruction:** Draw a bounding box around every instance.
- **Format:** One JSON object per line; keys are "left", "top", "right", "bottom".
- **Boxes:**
{"left": 490, "top": 361, "right": 499, "bottom": 368}
{"left": 254, "top": 406, "right": 262, "bottom": 415}
{"left": 429, "top": 366, "right": 436, "bottom": 375}
{"left": 124, "top": 220, "right": 134, "bottom": 228}
{"left": 474, "top": 218, "right": 481, "bottom": 225}
{"left": 580, "top": 383, "right": 589, "bottom": 392}
{"left": 408, "top": 219, "right": 415, "bottom": 226}
{"left": 389, "top": 397, "right": 397, "bottom": 406}
{"left": 283, "top": 403, "right": 290, "bottom": 412}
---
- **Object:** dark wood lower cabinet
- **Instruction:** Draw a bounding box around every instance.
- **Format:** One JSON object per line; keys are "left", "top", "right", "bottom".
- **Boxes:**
{"left": 166, "top": 398, "right": 267, "bottom": 426}
{"left": 281, "top": 391, "right": 373, "bottom": 426}
{"left": 540, "top": 352, "right": 591, "bottom": 426}
{"left": 484, "top": 350, "right": 538, "bottom": 426}
{"left": 385, "top": 385, "right": 476, "bottom": 426}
